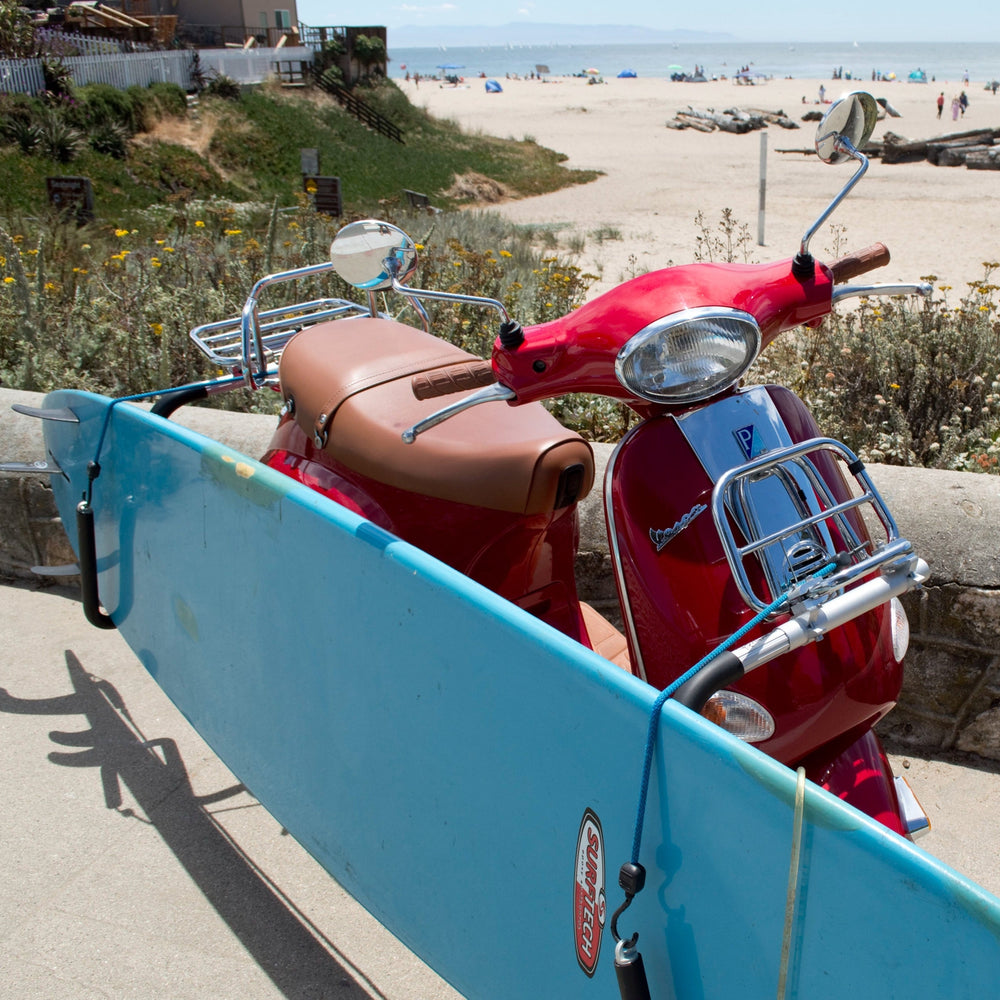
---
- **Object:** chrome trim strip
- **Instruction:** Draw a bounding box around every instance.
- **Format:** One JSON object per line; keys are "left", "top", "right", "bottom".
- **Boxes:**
{"left": 603, "top": 425, "right": 649, "bottom": 683}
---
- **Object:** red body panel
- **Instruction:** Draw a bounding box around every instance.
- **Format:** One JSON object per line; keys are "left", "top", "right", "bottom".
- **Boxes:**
{"left": 492, "top": 259, "right": 834, "bottom": 406}
{"left": 604, "top": 395, "right": 901, "bottom": 768}
{"left": 264, "top": 417, "right": 588, "bottom": 642}
{"left": 810, "top": 730, "right": 905, "bottom": 836}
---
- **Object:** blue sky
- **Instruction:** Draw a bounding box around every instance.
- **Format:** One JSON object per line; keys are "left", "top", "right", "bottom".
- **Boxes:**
{"left": 294, "top": 1, "right": 997, "bottom": 42}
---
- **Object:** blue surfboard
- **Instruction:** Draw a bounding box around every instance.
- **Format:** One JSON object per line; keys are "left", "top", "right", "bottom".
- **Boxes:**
{"left": 42, "top": 389, "right": 1000, "bottom": 998}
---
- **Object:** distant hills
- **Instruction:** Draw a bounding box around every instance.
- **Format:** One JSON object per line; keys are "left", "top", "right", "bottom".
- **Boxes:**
{"left": 387, "top": 23, "right": 737, "bottom": 49}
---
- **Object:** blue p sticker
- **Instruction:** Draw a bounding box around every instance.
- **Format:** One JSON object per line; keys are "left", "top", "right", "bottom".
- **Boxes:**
{"left": 734, "top": 424, "right": 762, "bottom": 460}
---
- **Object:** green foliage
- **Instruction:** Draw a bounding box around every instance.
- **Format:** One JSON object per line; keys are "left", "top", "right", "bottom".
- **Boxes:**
{"left": 319, "top": 65, "right": 344, "bottom": 89}
{"left": 352, "top": 33, "right": 386, "bottom": 77}
{"left": 203, "top": 73, "right": 242, "bottom": 101}
{"left": 749, "top": 271, "right": 1000, "bottom": 473}
{"left": 0, "top": 207, "right": 593, "bottom": 416}
{"left": 71, "top": 83, "right": 139, "bottom": 132}
{"left": 0, "top": 0, "right": 37, "bottom": 58}
{"left": 1, "top": 198, "right": 998, "bottom": 472}
{"left": 0, "top": 79, "right": 597, "bottom": 222}
{"left": 87, "top": 119, "right": 131, "bottom": 159}
{"left": 40, "top": 56, "right": 74, "bottom": 99}
{"left": 2, "top": 115, "right": 43, "bottom": 155}
{"left": 37, "top": 110, "right": 84, "bottom": 163}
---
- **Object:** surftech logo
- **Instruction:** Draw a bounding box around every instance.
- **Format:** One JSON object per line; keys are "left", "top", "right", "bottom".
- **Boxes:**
{"left": 574, "top": 808, "right": 606, "bottom": 976}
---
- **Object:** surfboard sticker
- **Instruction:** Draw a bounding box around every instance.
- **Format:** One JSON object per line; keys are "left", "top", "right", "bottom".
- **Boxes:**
{"left": 574, "top": 808, "right": 607, "bottom": 976}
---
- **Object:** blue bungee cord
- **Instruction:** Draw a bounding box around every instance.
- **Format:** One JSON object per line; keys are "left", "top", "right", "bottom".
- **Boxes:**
{"left": 610, "top": 560, "right": 841, "bottom": 999}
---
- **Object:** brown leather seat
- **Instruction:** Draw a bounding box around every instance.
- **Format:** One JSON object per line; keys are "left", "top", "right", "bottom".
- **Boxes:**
{"left": 278, "top": 316, "right": 595, "bottom": 514}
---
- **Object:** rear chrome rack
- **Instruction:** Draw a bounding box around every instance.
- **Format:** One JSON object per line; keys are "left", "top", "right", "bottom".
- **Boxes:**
{"left": 711, "top": 437, "right": 914, "bottom": 614}
{"left": 189, "top": 262, "right": 370, "bottom": 388}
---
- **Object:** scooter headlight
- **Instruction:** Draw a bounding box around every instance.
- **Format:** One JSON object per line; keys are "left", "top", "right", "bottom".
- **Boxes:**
{"left": 615, "top": 307, "right": 761, "bottom": 404}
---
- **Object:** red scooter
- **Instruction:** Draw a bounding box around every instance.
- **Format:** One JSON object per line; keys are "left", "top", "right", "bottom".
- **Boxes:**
{"left": 190, "top": 92, "right": 930, "bottom": 836}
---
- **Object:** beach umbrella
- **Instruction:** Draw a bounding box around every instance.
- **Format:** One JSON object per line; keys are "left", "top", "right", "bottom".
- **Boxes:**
{"left": 485, "top": 79, "right": 502, "bottom": 93}
{"left": 668, "top": 64, "right": 683, "bottom": 71}
{"left": 585, "top": 67, "right": 600, "bottom": 75}
{"left": 617, "top": 69, "right": 637, "bottom": 78}
{"left": 437, "top": 63, "right": 465, "bottom": 70}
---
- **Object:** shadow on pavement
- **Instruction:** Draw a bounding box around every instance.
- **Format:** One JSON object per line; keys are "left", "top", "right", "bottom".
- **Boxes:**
{"left": 0, "top": 648, "right": 382, "bottom": 1000}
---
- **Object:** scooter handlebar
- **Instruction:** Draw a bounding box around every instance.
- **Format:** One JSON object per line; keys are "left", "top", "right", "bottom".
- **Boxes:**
{"left": 828, "top": 242, "right": 890, "bottom": 284}
{"left": 412, "top": 361, "right": 496, "bottom": 399}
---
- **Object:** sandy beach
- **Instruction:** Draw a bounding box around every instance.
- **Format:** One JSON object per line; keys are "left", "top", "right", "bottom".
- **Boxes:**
{"left": 400, "top": 74, "right": 1000, "bottom": 298}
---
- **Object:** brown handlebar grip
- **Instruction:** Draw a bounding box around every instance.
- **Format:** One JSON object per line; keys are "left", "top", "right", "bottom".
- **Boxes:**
{"left": 828, "top": 243, "right": 891, "bottom": 284}
{"left": 412, "top": 360, "right": 495, "bottom": 400}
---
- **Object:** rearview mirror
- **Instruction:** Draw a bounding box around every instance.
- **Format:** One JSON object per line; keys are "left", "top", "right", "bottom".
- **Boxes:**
{"left": 330, "top": 219, "right": 418, "bottom": 290}
{"left": 815, "top": 91, "right": 878, "bottom": 164}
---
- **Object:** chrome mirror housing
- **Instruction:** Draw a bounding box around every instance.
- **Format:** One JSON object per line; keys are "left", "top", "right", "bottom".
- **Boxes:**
{"left": 330, "top": 219, "right": 418, "bottom": 290}
{"left": 815, "top": 91, "right": 879, "bottom": 164}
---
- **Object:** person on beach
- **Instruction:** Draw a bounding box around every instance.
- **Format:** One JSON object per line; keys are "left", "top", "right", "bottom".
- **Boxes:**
{"left": 952, "top": 95, "right": 961, "bottom": 121}
{"left": 937, "top": 91, "right": 944, "bottom": 118}
{"left": 960, "top": 91, "right": 969, "bottom": 116}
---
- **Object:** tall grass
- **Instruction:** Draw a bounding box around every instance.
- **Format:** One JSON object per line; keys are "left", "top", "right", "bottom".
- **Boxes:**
{"left": 0, "top": 203, "right": 595, "bottom": 413}
{"left": 1, "top": 193, "right": 997, "bottom": 474}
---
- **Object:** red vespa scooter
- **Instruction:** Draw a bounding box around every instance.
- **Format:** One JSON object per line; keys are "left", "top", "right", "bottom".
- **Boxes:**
{"left": 190, "top": 91, "right": 931, "bottom": 836}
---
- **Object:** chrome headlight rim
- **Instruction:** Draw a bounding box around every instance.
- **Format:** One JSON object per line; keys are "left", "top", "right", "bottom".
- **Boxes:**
{"left": 614, "top": 306, "right": 762, "bottom": 405}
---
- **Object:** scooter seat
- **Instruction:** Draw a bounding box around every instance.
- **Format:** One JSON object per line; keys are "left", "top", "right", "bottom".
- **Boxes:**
{"left": 278, "top": 316, "right": 595, "bottom": 515}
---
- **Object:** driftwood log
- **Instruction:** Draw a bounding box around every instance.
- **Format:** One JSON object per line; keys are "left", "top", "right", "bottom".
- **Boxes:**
{"left": 667, "top": 106, "right": 799, "bottom": 133}
{"left": 882, "top": 127, "right": 1000, "bottom": 167}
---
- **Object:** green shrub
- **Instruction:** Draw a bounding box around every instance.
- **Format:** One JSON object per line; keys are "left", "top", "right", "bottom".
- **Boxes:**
{"left": 2, "top": 116, "right": 43, "bottom": 154}
{"left": 204, "top": 73, "right": 242, "bottom": 101}
{"left": 145, "top": 81, "right": 189, "bottom": 119}
{"left": 750, "top": 273, "right": 1000, "bottom": 473}
{"left": 73, "top": 83, "right": 141, "bottom": 134}
{"left": 88, "top": 119, "right": 131, "bottom": 159}
{"left": 37, "top": 111, "right": 83, "bottom": 162}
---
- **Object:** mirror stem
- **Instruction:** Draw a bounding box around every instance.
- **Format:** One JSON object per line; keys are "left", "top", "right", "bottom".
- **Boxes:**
{"left": 794, "top": 137, "right": 869, "bottom": 279}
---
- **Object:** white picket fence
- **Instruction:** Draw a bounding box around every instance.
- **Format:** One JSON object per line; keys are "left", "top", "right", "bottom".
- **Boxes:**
{"left": 0, "top": 46, "right": 313, "bottom": 96}
{"left": 35, "top": 26, "right": 156, "bottom": 55}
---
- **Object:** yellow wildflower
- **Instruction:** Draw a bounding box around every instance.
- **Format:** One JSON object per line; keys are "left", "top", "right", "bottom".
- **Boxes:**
{"left": 115, "top": 228, "right": 129, "bottom": 237}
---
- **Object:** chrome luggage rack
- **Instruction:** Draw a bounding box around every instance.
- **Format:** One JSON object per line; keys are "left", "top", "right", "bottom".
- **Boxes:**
{"left": 711, "top": 437, "right": 919, "bottom": 614}
{"left": 189, "top": 262, "right": 371, "bottom": 388}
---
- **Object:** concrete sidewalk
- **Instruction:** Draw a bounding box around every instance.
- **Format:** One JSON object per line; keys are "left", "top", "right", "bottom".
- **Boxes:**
{"left": 1, "top": 582, "right": 464, "bottom": 1000}
{"left": 3, "top": 581, "right": 1000, "bottom": 998}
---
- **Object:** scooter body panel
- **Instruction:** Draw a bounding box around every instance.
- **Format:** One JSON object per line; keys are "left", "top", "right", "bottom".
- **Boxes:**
{"left": 264, "top": 417, "right": 588, "bottom": 642}
{"left": 605, "top": 386, "right": 902, "bottom": 769}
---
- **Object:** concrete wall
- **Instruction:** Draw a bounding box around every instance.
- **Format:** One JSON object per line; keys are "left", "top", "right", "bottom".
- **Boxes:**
{"left": 2, "top": 387, "right": 998, "bottom": 761}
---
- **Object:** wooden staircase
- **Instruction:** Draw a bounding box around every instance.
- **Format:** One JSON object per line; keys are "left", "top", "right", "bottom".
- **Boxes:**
{"left": 311, "top": 70, "right": 404, "bottom": 144}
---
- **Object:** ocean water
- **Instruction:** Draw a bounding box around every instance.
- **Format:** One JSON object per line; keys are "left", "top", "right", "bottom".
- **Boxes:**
{"left": 388, "top": 41, "right": 1000, "bottom": 85}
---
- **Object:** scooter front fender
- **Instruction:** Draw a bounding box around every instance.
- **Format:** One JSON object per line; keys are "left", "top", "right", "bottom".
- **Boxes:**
{"left": 807, "top": 729, "right": 907, "bottom": 837}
